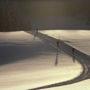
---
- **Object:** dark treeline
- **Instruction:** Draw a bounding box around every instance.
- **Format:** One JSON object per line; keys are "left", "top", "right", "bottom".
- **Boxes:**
{"left": 0, "top": 0, "right": 90, "bottom": 31}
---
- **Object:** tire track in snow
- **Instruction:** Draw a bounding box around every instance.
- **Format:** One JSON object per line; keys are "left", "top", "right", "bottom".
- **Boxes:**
{"left": 26, "top": 31, "right": 90, "bottom": 90}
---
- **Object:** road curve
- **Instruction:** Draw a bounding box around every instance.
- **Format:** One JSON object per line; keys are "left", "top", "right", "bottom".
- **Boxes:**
{"left": 26, "top": 31, "right": 90, "bottom": 90}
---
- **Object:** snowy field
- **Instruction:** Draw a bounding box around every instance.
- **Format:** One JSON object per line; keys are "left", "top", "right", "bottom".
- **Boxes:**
{"left": 40, "top": 30, "right": 90, "bottom": 56}
{"left": 0, "top": 31, "right": 83, "bottom": 90}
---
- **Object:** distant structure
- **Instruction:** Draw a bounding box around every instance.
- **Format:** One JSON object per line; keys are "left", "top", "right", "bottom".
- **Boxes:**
{"left": 56, "top": 40, "right": 60, "bottom": 48}
{"left": 72, "top": 47, "right": 75, "bottom": 62}
{"left": 36, "top": 28, "right": 39, "bottom": 33}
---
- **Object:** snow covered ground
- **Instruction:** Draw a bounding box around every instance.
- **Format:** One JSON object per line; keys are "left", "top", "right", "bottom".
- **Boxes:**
{"left": 40, "top": 30, "right": 90, "bottom": 56}
{"left": 39, "top": 30, "right": 90, "bottom": 90}
{"left": 0, "top": 31, "right": 82, "bottom": 90}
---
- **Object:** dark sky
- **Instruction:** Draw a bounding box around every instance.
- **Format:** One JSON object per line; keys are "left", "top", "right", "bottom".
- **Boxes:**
{"left": 0, "top": 0, "right": 90, "bottom": 30}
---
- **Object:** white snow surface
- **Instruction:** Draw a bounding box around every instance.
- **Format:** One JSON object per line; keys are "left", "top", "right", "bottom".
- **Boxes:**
{"left": 40, "top": 30, "right": 90, "bottom": 56}
{"left": 0, "top": 31, "right": 82, "bottom": 90}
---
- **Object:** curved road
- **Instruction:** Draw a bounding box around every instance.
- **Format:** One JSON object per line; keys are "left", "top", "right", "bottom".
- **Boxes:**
{"left": 26, "top": 31, "right": 90, "bottom": 90}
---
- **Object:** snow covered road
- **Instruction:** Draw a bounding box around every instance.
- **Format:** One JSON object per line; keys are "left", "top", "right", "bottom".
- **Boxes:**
{"left": 40, "top": 30, "right": 90, "bottom": 56}
{"left": 28, "top": 31, "right": 90, "bottom": 90}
